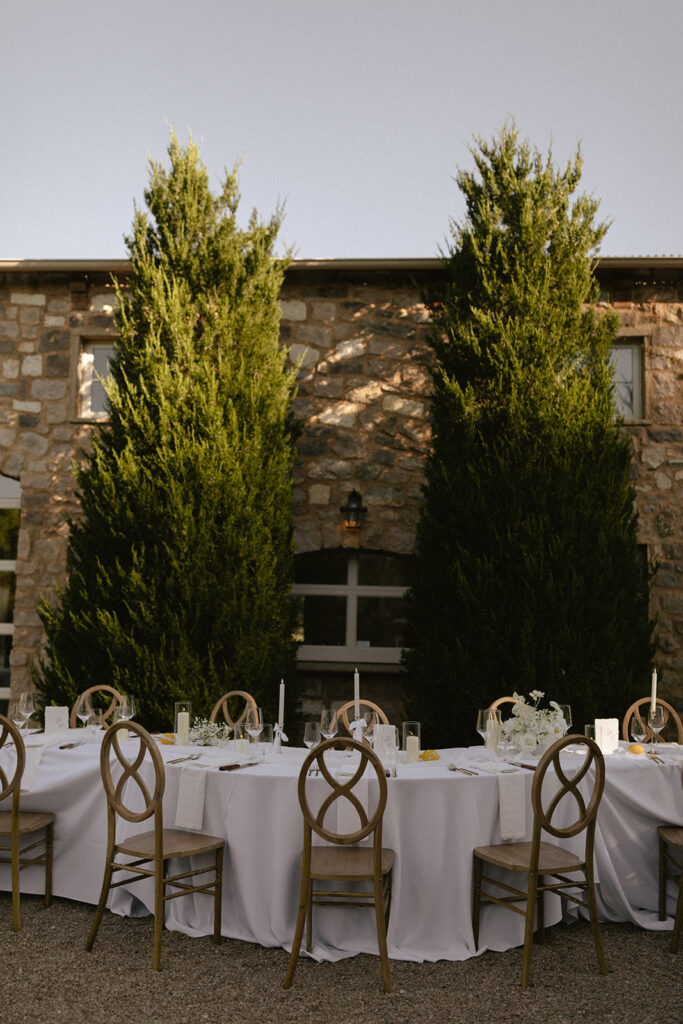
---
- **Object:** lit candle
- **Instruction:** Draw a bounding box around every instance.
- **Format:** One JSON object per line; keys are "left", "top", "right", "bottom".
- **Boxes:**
{"left": 354, "top": 668, "right": 360, "bottom": 720}
{"left": 406, "top": 734, "right": 420, "bottom": 763}
{"left": 278, "top": 679, "right": 285, "bottom": 727}
{"left": 176, "top": 711, "right": 190, "bottom": 746}
{"left": 650, "top": 669, "right": 657, "bottom": 714}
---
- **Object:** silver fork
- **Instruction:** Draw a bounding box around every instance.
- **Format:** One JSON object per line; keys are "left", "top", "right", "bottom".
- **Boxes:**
{"left": 168, "top": 752, "right": 201, "bottom": 765}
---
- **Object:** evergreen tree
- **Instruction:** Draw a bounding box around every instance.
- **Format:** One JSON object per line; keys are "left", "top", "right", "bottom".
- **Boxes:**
{"left": 34, "top": 134, "right": 298, "bottom": 730}
{"left": 405, "top": 123, "right": 654, "bottom": 748}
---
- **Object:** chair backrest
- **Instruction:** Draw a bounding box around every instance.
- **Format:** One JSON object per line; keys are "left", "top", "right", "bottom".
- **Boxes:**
{"left": 99, "top": 720, "right": 165, "bottom": 825}
{"left": 70, "top": 685, "right": 124, "bottom": 729}
{"left": 621, "top": 697, "right": 683, "bottom": 743}
{"left": 489, "top": 696, "right": 517, "bottom": 712}
{"left": 209, "top": 690, "right": 258, "bottom": 729}
{"left": 0, "top": 714, "right": 24, "bottom": 811}
{"left": 531, "top": 734, "right": 605, "bottom": 843}
{"left": 332, "top": 699, "right": 389, "bottom": 736}
{"left": 298, "top": 736, "right": 388, "bottom": 847}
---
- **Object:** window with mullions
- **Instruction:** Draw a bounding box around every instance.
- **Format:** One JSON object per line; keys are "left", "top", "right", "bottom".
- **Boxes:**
{"left": 610, "top": 341, "right": 643, "bottom": 420}
{"left": 79, "top": 340, "right": 115, "bottom": 419}
{"left": 292, "top": 550, "right": 412, "bottom": 664}
{"left": 0, "top": 475, "right": 21, "bottom": 690}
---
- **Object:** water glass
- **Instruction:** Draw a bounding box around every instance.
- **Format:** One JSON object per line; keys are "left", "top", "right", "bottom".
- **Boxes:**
{"left": 303, "top": 721, "right": 321, "bottom": 749}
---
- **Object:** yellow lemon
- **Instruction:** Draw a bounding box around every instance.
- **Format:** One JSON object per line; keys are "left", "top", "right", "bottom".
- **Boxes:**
{"left": 419, "top": 749, "right": 440, "bottom": 761}
{"left": 627, "top": 743, "right": 645, "bottom": 755}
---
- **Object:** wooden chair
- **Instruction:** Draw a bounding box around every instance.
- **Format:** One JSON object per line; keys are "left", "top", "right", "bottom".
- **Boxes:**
{"left": 70, "top": 685, "right": 124, "bottom": 729}
{"left": 0, "top": 714, "right": 55, "bottom": 931}
{"left": 209, "top": 690, "right": 258, "bottom": 729}
{"left": 85, "top": 720, "right": 224, "bottom": 970}
{"left": 472, "top": 733, "right": 607, "bottom": 989}
{"left": 284, "top": 736, "right": 395, "bottom": 993}
{"left": 332, "top": 699, "right": 389, "bottom": 736}
{"left": 658, "top": 764, "right": 683, "bottom": 953}
{"left": 622, "top": 697, "right": 683, "bottom": 744}
{"left": 489, "top": 696, "right": 517, "bottom": 712}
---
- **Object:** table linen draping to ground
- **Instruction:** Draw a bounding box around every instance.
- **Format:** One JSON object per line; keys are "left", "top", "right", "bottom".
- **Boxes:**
{"left": 1, "top": 734, "right": 681, "bottom": 963}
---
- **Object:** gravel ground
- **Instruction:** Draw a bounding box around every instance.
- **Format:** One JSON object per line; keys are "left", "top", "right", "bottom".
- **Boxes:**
{"left": 2, "top": 893, "right": 681, "bottom": 1024}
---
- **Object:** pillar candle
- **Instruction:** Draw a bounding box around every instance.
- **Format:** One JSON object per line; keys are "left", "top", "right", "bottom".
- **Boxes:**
{"left": 651, "top": 669, "right": 657, "bottom": 714}
{"left": 406, "top": 735, "right": 420, "bottom": 763}
{"left": 278, "top": 679, "right": 285, "bottom": 727}
{"left": 176, "top": 711, "right": 190, "bottom": 746}
{"left": 354, "top": 668, "right": 360, "bottom": 720}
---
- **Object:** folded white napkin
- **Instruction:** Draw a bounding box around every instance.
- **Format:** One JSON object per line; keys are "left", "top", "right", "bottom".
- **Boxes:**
{"left": 21, "top": 745, "right": 45, "bottom": 792}
{"left": 174, "top": 766, "right": 207, "bottom": 830}
{"left": 498, "top": 772, "right": 527, "bottom": 841}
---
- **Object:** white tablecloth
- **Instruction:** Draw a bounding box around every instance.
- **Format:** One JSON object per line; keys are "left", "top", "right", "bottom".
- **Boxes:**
{"left": 1, "top": 735, "right": 682, "bottom": 963}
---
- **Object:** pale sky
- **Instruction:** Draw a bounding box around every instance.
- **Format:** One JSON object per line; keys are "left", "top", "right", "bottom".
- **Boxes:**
{"left": 3, "top": 0, "right": 682, "bottom": 260}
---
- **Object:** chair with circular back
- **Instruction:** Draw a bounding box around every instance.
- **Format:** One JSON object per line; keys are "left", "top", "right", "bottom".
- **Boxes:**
{"left": 622, "top": 697, "right": 683, "bottom": 744}
{"left": 284, "top": 736, "right": 395, "bottom": 994}
{"left": 0, "top": 714, "right": 55, "bottom": 931}
{"left": 472, "top": 733, "right": 608, "bottom": 989}
{"left": 70, "top": 685, "right": 124, "bottom": 729}
{"left": 85, "top": 720, "right": 224, "bottom": 970}
{"left": 209, "top": 690, "right": 258, "bottom": 730}
{"left": 658, "top": 763, "right": 683, "bottom": 953}
{"left": 332, "top": 699, "right": 389, "bottom": 736}
{"left": 489, "top": 696, "right": 517, "bottom": 712}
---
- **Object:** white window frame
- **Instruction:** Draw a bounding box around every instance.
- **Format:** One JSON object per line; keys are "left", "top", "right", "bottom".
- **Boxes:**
{"left": 292, "top": 553, "right": 408, "bottom": 665}
{"left": 78, "top": 339, "right": 115, "bottom": 419}
{"left": 610, "top": 335, "right": 645, "bottom": 421}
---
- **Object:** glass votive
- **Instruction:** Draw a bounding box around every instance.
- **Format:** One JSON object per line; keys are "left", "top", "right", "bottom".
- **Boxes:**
{"left": 402, "top": 721, "right": 421, "bottom": 763}
{"left": 259, "top": 723, "right": 273, "bottom": 759}
{"left": 233, "top": 722, "right": 249, "bottom": 755}
{"left": 584, "top": 723, "right": 595, "bottom": 740}
{"left": 174, "top": 701, "right": 192, "bottom": 745}
{"left": 113, "top": 706, "right": 130, "bottom": 744}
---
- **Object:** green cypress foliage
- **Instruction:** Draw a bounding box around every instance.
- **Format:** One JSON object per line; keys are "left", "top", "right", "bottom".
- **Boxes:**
{"left": 34, "top": 134, "right": 298, "bottom": 730}
{"left": 405, "top": 124, "right": 654, "bottom": 748}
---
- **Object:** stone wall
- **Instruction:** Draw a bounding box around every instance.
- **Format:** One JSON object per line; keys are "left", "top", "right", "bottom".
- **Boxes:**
{"left": 1, "top": 258, "right": 683, "bottom": 712}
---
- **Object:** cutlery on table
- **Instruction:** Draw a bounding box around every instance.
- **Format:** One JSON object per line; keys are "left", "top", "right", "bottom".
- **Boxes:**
{"left": 218, "top": 761, "right": 260, "bottom": 771}
{"left": 168, "top": 753, "right": 201, "bottom": 765}
{"left": 447, "top": 763, "right": 478, "bottom": 776}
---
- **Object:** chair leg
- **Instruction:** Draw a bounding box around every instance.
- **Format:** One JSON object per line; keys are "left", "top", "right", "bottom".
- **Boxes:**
{"left": 213, "top": 847, "right": 223, "bottom": 945}
{"left": 521, "top": 872, "right": 538, "bottom": 990}
{"left": 535, "top": 875, "right": 545, "bottom": 945}
{"left": 585, "top": 866, "right": 608, "bottom": 975}
{"left": 305, "top": 878, "right": 313, "bottom": 953}
{"left": 11, "top": 830, "right": 20, "bottom": 932}
{"left": 659, "top": 834, "right": 667, "bottom": 921}
{"left": 284, "top": 869, "right": 311, "bottom": 990}
{"left": 373, "top": 872, "right": 392, "bottom": 994}
{"left": 153, "top": 859, "right": 165, "bottom": 971}
{"left": 44, "top": 822, "right": 54, "bottom": 908}
{"left": 85, "top": 856, "right": 115, "bottom": 952}
{"left": 472, "top": 855, "right": 482, "bottom": 950}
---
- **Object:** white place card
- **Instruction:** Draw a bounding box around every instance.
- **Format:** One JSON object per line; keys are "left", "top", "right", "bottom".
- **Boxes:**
{"left": 594, "top": 718, "right": 619, "bottom": 755}
{"left": 44, "top": 706, "right": 69, "bottom": 734}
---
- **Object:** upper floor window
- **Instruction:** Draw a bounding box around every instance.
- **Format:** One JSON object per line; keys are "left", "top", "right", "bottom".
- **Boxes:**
{"left": 79, "top": 341, "right": 115, "bottom": 419}
{"left": 0, "top": 474, "right": 21, "bottom": 691}
{"left": 292, "top": 550, "right": 412, "bottom": 665}
{"left": 610, "top": 341, "right": 643, "bottom": 420}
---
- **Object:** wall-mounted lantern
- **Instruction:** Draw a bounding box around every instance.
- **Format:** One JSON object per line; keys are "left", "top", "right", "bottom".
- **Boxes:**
{"left": 340, "top": 489, "right": 367, "bottom": 530}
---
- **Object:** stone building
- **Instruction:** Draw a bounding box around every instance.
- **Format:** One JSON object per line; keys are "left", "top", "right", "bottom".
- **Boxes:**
{"left": 0, "top": 256, "right": 681, "bottom": 719}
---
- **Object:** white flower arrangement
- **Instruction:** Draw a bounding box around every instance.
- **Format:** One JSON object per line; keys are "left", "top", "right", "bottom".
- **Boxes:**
{"left": 501, "top": 691, "right": 568, "bottom": 753}
{"left": 187, "top": 717, "right": 231, "bottom": 746}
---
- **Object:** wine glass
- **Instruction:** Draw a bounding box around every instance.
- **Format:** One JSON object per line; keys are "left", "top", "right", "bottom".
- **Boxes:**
{"left": 320, "top": 709, "right": 338, "bottom": 741}
{"left": 303, "top": 721, "right": 320, "bottom": 749}
{"left": 18, "top": 692, "right": 35, "bottom": 733}
{"left": 648, "top": 705, "right": 667, "bottom": 748}
{"left": 120, "top": 695, "right": 136, "bottom": 721}
{"left": 8, "top": 700, "right": 24, "bottom": 734}
{"left": 559, "top": 705, "right": 572, "bottom": 735}
{"left": 246, "top": 707, "right": 264, "bottom": 744}
{"left": 76, "top": 704, "right": 92, "bottom": 729}
{"left": 629, "top": 713, "right": 647, "bottom": 746}
{"left": 476, "top": 708, "right": 501, "bottom": 747}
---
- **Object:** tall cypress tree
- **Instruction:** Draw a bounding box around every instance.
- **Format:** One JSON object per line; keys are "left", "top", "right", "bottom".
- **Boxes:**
{"left": 35, "top": 134, "right": 298, "bottom": 730}
{"left": 405, "top": 124, "right": 654, "bottom": 748}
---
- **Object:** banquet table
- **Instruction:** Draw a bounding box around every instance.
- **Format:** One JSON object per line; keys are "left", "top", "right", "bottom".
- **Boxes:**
{"left": 1, "top": 732, "right": 682, "bottom": 964}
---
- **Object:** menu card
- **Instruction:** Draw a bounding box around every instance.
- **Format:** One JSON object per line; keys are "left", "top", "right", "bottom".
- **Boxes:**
{"left": 44, "top": 706, "right": 69, "bottom": 734}
{"left": 594, "top": 718, "right": 619, "bottom": 755}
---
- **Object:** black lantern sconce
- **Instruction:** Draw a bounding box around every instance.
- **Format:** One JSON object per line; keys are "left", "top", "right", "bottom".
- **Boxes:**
{"left": 340, "top": 489, "right": 367, "bottom": 530}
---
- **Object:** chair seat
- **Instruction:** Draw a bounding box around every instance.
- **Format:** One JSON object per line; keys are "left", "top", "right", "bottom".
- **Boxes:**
{"left": 659, "top": 825, "right": 683, "bottom": 849}
{"left": 309, "top": 845, "right": 394, "bottom": 881}
{"left": 474, "top": 840, "right": 585, "bottom": 875}
{"left": 0, "top": 810, "right": 55, "bottom": 836}
{"left": 117, "top": 828, "right": 224, "bottom": 860}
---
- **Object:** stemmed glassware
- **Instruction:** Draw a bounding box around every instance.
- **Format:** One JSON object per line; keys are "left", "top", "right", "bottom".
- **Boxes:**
{"left": 476, "top": 708, "right": 501, "bottom": 747}
{"left": 629, "top": 713, "right": 647, "bottom": 747}
{"left": 303, "top": 722, "right": 321, "bottom": 749}
{"left": 18, "top": 692, "right": 35, "bottom": 733}
{"left": 320, "top": 710, "right": 338, "bottom": 742}
{"left": 559, "top": 705, "right": 573, "bottom": 735}
{"left": 76, "top": 704, "right": 93, "bottom": 728}
{"left": 648, "top": 705, "right": 668, "bottom": 749}
{"left": 246, "top": 707, "right": 264, "bottom": 746}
